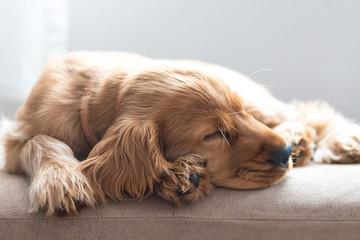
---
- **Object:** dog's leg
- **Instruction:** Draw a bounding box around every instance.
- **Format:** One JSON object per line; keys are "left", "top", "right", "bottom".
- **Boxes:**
{"left": 313, "top": 123, "right": 360, "bottom": 163}
{"left": 154, "top": 154, "right": 212, "bottom": 206}
{"left": 3, "top": 127, "right": 95, "bottom": 215}
{"left": 292, "top": 101, "right": 360, "bottom": 164}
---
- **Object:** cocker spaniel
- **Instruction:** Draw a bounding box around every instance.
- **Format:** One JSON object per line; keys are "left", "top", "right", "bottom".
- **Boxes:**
{"left": 2, "top": 52, "right": 360, "bottom": 215}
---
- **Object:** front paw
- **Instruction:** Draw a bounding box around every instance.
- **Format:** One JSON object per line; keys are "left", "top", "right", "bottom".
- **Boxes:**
{"left": 274, "top": 121, "right": 315, "bottom": 166}
{"left": 155, "top": 154, "right": 212, "bottom": 205}
{"left": 29, "top": 167, "right": 95, "bottom": 216}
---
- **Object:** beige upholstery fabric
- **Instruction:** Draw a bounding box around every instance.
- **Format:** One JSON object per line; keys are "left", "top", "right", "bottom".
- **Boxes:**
{"left": 1, "top": 163, "right": 360, "bottom": 240}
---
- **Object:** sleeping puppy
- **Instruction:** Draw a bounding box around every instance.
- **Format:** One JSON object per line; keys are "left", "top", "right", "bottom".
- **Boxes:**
{"left": 2, "top": 52, "right": 359, "bottom": 215}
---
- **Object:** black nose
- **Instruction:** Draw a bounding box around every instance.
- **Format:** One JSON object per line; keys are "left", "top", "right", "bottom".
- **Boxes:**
{"left": 270, "top": 144, "right": 292, "bottom": 168}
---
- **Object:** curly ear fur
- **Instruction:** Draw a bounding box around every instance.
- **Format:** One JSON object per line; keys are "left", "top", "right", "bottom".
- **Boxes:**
{"left": 77, "top": 119, "right": 168, "bottom": 203}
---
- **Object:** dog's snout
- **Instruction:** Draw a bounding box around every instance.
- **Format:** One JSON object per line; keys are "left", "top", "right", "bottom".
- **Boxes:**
{"left": 270, "top": 144, "right": 292, "bottom": 168}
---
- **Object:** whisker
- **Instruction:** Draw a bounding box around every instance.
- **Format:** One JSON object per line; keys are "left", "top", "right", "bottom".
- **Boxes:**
{"left": 230, "top": 125, "right": 240, "bottom": 134}
{"left": 229, "top": 109, "right": 258, "bottom": 115}
{"left": 229, "top": 111, "right": 246, "bottom": 115}
{"left": 218, "top": 127, "right": 232, "bottom": 151}
{"left": 219, "top": 115, "right": 239, "bottom": 137}
{"left": 248, "top": 68, "right": 277, "bottom": 78}
{"left": 248, "top": 69, "right": 279, "bottom": 88}
{"left": 219, "top": 116, "right": 231, "bottom": 134}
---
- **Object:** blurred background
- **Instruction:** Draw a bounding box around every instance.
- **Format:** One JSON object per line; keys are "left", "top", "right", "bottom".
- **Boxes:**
{"left": 1, "top": 0, "right": 359, "bottom": 119}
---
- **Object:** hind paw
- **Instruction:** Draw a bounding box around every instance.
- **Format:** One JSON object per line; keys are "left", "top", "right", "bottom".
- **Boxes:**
{"left": 314, "top": 123, "right": 360, "bottom": 164}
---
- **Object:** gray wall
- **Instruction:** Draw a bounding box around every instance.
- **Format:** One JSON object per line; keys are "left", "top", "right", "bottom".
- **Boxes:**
{"left": 70, "top": 0, "right": 358, "bottom": 120}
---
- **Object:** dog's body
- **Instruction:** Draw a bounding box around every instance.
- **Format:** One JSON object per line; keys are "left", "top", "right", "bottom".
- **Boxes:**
{"left": 3, "top": 52, "right": 360, "bottom": 215}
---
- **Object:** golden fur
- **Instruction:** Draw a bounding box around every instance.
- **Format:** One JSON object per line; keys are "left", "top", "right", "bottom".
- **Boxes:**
{"left": 2, "top": 52, "right": 360, "bottom": 216}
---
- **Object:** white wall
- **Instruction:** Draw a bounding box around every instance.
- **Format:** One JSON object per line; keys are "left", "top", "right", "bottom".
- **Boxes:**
{"left": 1, "top": 0, "right": 359, "bottom": 119}
{"left": 69, "top": 0, "right": 360, "bottom": 119}
{"left": 0, "top": 0, "right": 69, "bottom": 102}
{"left": 0, "top": 0, "right": 69, "bottom": 118}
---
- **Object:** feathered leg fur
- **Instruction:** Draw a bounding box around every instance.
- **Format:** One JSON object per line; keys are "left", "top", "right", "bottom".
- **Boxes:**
{"left": 2, "top": 122, "right": 95, "bottom": 215}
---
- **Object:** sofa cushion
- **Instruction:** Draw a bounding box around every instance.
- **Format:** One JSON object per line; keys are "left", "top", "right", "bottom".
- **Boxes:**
{"left": 1, "top": 163, "right": 360, "bottom": 240}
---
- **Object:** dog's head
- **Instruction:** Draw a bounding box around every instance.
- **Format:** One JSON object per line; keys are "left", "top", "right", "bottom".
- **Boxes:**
{"left": 150, "top": 68, "right": 292, "bottom": 189}
{"left": 79, "top": 66, "right": 292, "bottom": 202}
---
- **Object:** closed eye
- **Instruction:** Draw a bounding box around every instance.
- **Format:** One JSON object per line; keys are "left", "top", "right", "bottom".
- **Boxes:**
{"left": 203, "top": 130, "right": 230, "bottom": 141}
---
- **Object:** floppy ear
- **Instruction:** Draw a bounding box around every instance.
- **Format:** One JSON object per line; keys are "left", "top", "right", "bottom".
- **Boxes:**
{"left": 77, "top": 119, "right": 168, "bottom": 203}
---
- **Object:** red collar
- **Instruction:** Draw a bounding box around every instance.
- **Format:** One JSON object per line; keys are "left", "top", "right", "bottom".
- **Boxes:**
{"left": 80, "top": 70, "right": 108, "bottom": 148}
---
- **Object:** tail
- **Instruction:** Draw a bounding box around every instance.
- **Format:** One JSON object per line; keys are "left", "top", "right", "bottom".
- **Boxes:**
{"left": 0, "top": 116, "right": 29, "bottom": 173}
{"left": 0, "top": 116, "right": 14, "bottom": 169}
